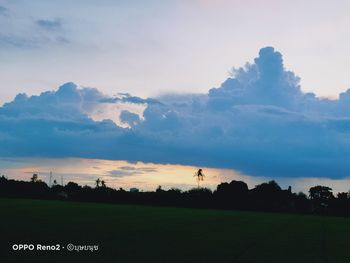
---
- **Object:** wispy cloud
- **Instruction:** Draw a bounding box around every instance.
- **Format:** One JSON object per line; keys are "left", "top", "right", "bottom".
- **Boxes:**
{"left": 0, "top": 8, "right": 68, "bottom": 49}
{"left": 108, "top": 166, "right": 158, "bottom": 177}
{"left": 36, "top": 18, "right": 62, "bottom": 31}
{"left": 0, "top": 6, "right": 7, "bottom": 16}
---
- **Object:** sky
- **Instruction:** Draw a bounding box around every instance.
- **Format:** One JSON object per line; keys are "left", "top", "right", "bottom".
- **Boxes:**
{"left": 1, "top": 0, "right": 350, "bottom": 103}
{"left": 1, "top": 0, "right": 350, "bottom": 193}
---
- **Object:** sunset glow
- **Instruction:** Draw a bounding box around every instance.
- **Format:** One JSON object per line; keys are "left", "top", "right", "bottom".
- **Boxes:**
{"left": 2, "top": 157, "right": 350, "bottom": 194}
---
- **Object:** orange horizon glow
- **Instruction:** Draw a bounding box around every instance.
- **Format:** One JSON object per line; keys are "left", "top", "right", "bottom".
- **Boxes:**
{"left": 1, "top": 157, "right": 350, "bottom": 194}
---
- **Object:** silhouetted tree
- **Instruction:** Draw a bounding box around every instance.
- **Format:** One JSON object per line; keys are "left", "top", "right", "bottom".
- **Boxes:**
{"left": 64, "top": 182, "right": 82, "bottom": 199}
{"left": 101, "top": 180, "right": 106, "bottom": 188}
{"left": 0, "top": 175, "right": 7, "bottom": 182}
{"left": 169, "top": 187, "right": 182, "bottom": 193}
{"left": 194, "top": 169, "right": 205, "bottom": 188}
{"left": 156, "top": 185, "right": 163, "bottom": 193}
{"left": 294, "top": 192, "right": 310, "bottom": 213}
{"left": 30, "top": 174, "right": 38, "bottom": 183}
{"left": 4, "top": 174, "right": 350, "bottom": 216}
{"left": 95, "top": 178, "right": 101, "bottom": 188}
{"left": 309, "top": 186, "right": 334, "bottom": 202}
{"left": 250, "top": 181, "right": 286, "bottom": 211}
{"left": 333, "top": 192, "right": 350, "bottom": 215}
{"left": 215, "top": 180, "right": 249, "bottom": 208}
{"left": 309, "top": 185, "right": 334, "bottom": 213}
{"left": 337, "top": 192, "right": 348, "bottom": 200}
{"left": 65, "top": 182, "right": 81, "bottom": 192}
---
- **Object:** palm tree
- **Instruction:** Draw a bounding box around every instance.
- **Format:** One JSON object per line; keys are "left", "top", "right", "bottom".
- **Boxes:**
{"left": 193, "top": 169, "right": 205, "bottom": 188}
{"left": 101, "top": 180, "right": 106, "bottom": 188}
{"left": 95, "top": 178, "right": 101, "bottom": 188}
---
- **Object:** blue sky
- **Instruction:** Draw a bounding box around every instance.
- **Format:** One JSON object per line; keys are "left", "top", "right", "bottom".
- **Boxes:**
{"left": 1, "top": 1, "right": 350, "bottom": 185}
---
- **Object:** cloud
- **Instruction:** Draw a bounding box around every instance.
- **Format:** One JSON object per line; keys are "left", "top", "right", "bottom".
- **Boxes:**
{"left": 36, "top": 19, "right": 62, "bottom": 31}
{"left": 2, "top": 47, "right": 350, "bottom": 179}
{"left": 100, "top": 93, "right": 160, "bottom": 105}
{"left": 120, "top": 110, "right": 141, "bottom": 127}
{"left": 108, "top": 166, "right": 158, "bottom": 177}
{"left": 0, "top": 6, "right": 7, "bottom": 16}
{"left": 0, "top": 9, "right": 68, "bottom": 48}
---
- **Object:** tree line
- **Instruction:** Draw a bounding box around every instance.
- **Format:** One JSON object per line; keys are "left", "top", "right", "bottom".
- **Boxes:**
{"left": 0, "top": 174, "right": 350, "bottom": 216}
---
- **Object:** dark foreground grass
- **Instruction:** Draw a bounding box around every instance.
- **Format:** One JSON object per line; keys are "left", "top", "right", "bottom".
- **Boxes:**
{"left": 0, "top": 198, "right": 349, "bottom": 263}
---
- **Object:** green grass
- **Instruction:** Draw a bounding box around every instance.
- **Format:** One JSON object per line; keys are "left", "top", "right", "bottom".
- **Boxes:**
{"left": 0, "top": 198, "right": 349, "bottom": 263}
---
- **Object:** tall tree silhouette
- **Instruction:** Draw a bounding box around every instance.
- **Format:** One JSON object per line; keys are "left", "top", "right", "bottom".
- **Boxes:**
{"left": 95, "top": 178, "right": 101, "bottom": 188}
{"left": 194, "top": 169, "right": 205, "bottom": 188}
{"left": 101, "top": 180, "right": 106, "bottom": 188}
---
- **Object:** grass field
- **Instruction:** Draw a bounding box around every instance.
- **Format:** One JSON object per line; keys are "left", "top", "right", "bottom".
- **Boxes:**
{"left": 0, "top": 198, "right": 349, "bottom": 263}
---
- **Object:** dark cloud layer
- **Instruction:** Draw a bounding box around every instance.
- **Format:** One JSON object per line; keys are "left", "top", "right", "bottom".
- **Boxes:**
{"left": 1, "top": 47, "right": 350, "bottom": 178}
